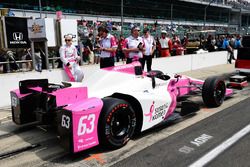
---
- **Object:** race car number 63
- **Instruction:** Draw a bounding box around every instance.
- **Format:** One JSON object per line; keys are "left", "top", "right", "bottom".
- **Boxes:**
{"left": 61, "top": 115, "right": 70, "bottom": 129}
{"left": 77, "top": 114, "right": 95, "bottom": 136}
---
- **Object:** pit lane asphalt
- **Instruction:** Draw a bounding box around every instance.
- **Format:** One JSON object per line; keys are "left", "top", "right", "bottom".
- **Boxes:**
{"left": 112, "top": 97, "right": 250, "bottom": 167}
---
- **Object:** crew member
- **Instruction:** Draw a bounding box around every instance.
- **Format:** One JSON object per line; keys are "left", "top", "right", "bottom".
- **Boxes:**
{"left": 98, "top": 26, "right": 117, "bottom": 68}
{"left": 142, "top": 28, "right": 156, "bottom": 72}
{"left": 123, "top": 26, "right": 145, "bottom": 65}
{"left": 159, "top": 30, "right": 172, "bottom": 57}
{"left": 59, "top": 35, "right": 84, "bottom": 82}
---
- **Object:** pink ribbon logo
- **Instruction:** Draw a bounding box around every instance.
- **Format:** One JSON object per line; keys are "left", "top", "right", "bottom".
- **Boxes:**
{"left": 144, "top": 101, "right": 155, "bottom": 122}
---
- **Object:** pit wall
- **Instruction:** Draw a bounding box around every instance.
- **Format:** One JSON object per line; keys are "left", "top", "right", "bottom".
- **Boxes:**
{"left": 0, "top": 51, "right": 230, "bottom": 107}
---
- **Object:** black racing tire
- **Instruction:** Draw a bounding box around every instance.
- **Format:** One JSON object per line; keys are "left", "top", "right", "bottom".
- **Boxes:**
{"left": 98, "top": 97, "right": 136, "bottom": 149}
{"left": 202, "top": 76, "right": 226, "bottom": 107}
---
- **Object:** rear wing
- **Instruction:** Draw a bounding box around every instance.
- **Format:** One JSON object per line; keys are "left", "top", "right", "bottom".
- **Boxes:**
{"left": 19, "top": 79, "right": 49, "bottom": 94}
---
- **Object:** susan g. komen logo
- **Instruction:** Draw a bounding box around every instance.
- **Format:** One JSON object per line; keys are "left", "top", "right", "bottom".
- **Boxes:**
{"left": 144, "top": 101, "right": 155, "bottom": 122}
{"left": 13, "top": 32, "right": 23, "bottom": 41}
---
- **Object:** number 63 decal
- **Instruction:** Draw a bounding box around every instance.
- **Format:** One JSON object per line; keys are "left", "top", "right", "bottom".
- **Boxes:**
{"left": 61, "top": 114, "right": 96, "bottom": 136}
{"left": 61, "top": 115, "right": 70, "bottom": 129}
{"left": 77, "top": 114, "right": 95, "bottom": 136}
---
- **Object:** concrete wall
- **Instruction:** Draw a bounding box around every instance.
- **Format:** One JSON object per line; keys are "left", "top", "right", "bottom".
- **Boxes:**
{"left": 0, "top": 51, "right": 229, "bottom": 107}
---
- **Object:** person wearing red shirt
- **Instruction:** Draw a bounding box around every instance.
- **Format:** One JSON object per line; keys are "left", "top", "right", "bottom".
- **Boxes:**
{"left": 159, "top": 30, "right": 172, "bottom": 57}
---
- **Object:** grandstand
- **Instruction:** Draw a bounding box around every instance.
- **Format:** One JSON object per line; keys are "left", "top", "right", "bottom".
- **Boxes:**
{"left": 0, "top": 0, "right": 250, "bottom": 34}
{"left": 0, "top": 0, "right": 249, "bottom": 33}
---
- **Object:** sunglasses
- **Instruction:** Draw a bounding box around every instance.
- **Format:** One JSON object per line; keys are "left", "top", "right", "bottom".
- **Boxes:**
{"left": 65, "top": 39, "right": 72, "bottom": 42}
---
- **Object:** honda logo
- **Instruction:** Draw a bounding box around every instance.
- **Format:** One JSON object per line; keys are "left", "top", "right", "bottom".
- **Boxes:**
{"left": 13, "top": 32, "right": 23, "bottom": 41}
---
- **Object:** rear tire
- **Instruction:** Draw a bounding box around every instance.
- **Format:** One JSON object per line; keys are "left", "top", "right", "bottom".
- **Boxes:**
{"left": 98, "top": 97, "right": 136, "bottom": 149}
{"left": 202, "top": 76, "right": 226, "bottom": 107}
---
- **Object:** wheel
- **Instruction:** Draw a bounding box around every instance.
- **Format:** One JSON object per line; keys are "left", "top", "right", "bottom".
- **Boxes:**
{"left": 202, "top": 76, "right": 226, "bottom": 107}
{"left": 98, "top": 97, "right": 136, "bottom": 148}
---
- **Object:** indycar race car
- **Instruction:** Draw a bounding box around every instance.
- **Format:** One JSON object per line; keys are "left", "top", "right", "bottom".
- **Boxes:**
{"left": 10, "top": 62, "right": 233, "bottom": 153}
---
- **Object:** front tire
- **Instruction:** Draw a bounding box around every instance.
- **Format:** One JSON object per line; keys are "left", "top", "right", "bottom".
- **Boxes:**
{"left": 98, "top": 97, "right": 136, "bottom": 149}
{"left": 202, "top": 76, "right": 226, "bottom": 107}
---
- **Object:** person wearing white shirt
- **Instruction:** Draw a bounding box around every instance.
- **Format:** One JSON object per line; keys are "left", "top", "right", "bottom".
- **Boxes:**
{"left": 98, "top": 26, "right": 117, "bottom": 68}
{"left": 159, "top": 30, "right": 172, "bottom": 57}
{"left": 59, "top": 35, "right": 84, "bottom": 82}
{"left": 142, "top": 28, "right": 156, "bottom": 72}
{"left": 122, "top": 26, "right": 145, "bottom": 65}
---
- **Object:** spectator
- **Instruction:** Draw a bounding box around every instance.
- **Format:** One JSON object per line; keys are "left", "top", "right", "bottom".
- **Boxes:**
{"left": 123, "top": 26, "right": 145, "bottom": 65}
{"left": 22, "top": 48, "right": 32, "bottom": 71}
{"left": 98, "top": 25, "right": 117, "bottom": 68}
{"left": 85, "top": 33, "right": 94, "bottom": 64}
{"left": 222, "top": 36, "right": 235, "bottom": 64}
{"left": 181, "top": 36, "right": 188, "bottom": 54}
{"left": 234, "top": 35, "right": 242, "bottom": 49}
{"left": 206, "top": 35, "right": 216, "bottom": 52}
{"left": 34, "top": 48, "right": 42, "bottom": 72}
{"left": 0, "top": 48, "right": 7, "bottom": 73}
{"left": 155, "top": 36, "right": 161, "bottom": 57}
{"left": 116, "top": 35, "right": 126, "bottom": 62}
{"left": 172, "top": 34, "right": 181, "bottom": 56}
{"left": 93, "top": 35, "right": 101, "bottom": 64}
{"left": 59, "top": 35, "right": 84, "bottom": 82}
{"left": 142, "top": 28, "right": 156, "bottom": 72}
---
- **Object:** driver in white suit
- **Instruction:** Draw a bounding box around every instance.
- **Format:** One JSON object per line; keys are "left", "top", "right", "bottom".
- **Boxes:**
{"left": 59, "top": 35, "right": 84, "bottom": 82}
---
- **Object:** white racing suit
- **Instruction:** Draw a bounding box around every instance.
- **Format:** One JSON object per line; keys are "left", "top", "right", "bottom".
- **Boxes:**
{"left": 59, "top": 44, "right": 84, "bottom": 82}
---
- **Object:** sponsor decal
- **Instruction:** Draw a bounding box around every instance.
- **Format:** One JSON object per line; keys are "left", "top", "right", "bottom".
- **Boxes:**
{"left": 13, "top": 32, "right": 23, "bottom": 41}
{"left": 5, "top": 17, "right": 29, "bottom": 48}
{"left": 77, "top": 141, "right": 97, "bottom": 150}
{"left": 144, "top": 101, "right": 155, "bottom": 122}
{"left": 10, "top": 32, "right": 27, "bottom": 45}
{"left": 145, "top": 102, "right": 169, "bottom": 122}
{"left": 31, "top": 23, "right": 43, "bottom": 33}
{"left": 152, "top": 103, "right": 168, "bottom": 121}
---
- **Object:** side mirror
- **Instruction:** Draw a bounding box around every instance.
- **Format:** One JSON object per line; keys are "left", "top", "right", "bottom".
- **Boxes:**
{"left": 151, "top": 75, "right": 156, "bottom": 89}
{"left": 134, "top": 66, "right": 143, "bottom": 75}
{"left": 174, "top": 74, "right": 182, "bottom": 82}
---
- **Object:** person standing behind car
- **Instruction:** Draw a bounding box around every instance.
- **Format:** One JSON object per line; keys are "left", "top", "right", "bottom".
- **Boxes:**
{"left": 85, "top": 33, "right": 94, "bottom": 64}
{"left": 122, "top": 26, "right": 145, "bottom": 65}
{"left": 222, "top": 36, "right": 235, "bottom": 64}
{"left": 93, "top": 35, "right": 101, "bottom": 64}
{"left": 97, "top": 26, "right": 117, "bottom": 68}
{"left": 142, "top": 28, "right": 155, "bottom": 72}
{"left": 159, "top": 30, "right": 172, "bottom": 57}
{"left": 234, "top": 35, "right": 242, "bottom": 49}
{"left": 59, "top": 35, "right": 84, "bottom": 82}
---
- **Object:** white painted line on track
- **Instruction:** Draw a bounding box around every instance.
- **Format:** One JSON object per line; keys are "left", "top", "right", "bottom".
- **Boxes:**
{"left": 189, "top": 123, "right": 250, "bottom": 167}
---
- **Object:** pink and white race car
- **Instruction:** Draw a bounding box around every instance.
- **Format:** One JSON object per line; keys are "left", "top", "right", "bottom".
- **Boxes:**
{"left": 10, "top": 62, "right": 233, "bottom": 153}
